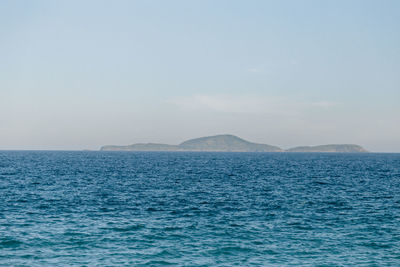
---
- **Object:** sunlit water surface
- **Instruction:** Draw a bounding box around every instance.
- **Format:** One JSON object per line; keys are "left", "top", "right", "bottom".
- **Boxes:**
{"left": 0, "top": 151, "right": 399, "bottom": 266}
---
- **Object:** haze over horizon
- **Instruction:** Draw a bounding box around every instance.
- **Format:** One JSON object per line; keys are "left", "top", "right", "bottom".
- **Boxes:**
{"left": 1, "top": 0, "right": 399, "bottom": 152}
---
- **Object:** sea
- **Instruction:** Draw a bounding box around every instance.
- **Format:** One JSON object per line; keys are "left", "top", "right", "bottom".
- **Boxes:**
{"left": 0, "top": 151, "right": 399, "bottom": 266}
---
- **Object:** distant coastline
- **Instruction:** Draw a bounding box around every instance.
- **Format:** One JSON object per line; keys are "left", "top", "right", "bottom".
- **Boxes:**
{"left": 100, "top": 134, "right": 368, "bottom": 153}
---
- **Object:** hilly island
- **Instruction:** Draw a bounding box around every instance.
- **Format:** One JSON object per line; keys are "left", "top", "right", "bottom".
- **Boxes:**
{"left": 100, "top": 134, "right": 368, "bottom": 153}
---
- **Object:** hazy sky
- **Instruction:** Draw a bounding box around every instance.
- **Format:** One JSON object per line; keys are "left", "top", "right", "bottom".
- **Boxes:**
{"left": 1, "top": 0, "right": 399, "bottom": 151}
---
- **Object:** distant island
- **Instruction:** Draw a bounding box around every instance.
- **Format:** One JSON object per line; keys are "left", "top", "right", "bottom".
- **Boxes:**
{"left": 100, "top": 134, "right": 368, "bottom": 153}
{"left": 286, "top": 144, "right": 367, "bottom": 153}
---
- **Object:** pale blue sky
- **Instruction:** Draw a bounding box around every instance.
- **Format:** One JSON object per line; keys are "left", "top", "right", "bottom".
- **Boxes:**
{"left": 1, "top": 0, "right": 399, "bottom": 151}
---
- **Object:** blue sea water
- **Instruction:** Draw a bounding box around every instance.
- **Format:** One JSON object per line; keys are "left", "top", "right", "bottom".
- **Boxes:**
{"left": 0, "top": 151, "right": 399, "bottom": 266}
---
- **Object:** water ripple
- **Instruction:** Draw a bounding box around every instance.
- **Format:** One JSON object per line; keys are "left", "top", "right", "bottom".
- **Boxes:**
{"left": 0, "top": 151, "right": 399, "bottom": 266}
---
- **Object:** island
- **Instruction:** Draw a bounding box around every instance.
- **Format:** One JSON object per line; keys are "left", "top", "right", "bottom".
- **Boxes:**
{"left": 286, "top": 144, "right": 368, "bottom": 153}
{"left": 101, "top": 134, "right": 282, "bottom": 152}
{"left": 100, "top": 134, "right": 368, "bottom": 153}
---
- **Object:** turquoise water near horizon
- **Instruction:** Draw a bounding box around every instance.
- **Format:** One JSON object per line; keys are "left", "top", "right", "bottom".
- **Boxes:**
{"left": 0, "top": 151, "right": 399, "bottom": 266}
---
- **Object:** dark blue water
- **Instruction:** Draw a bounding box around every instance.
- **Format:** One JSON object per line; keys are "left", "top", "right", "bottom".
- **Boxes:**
{"left": 0, "top": 151, "right": 399, "bottom": 266}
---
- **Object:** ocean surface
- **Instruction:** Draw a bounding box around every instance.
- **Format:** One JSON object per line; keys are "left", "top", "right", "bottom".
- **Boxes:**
{"left": 0, "top": 151, "right": 399, "bottom": 266}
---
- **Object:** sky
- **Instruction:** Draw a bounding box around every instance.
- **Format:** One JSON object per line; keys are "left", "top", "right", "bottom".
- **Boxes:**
{"left": 1, "top": 0, "right": 399, "bottom": 152}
